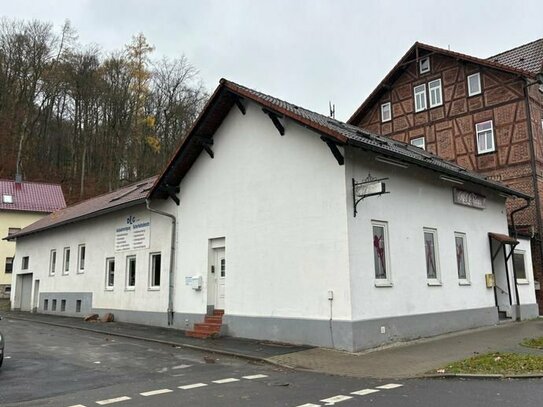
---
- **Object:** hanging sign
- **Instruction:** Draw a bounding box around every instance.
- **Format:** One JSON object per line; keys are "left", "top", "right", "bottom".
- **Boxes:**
{"left": 453, "top": 188, "right": 486, "bottom": 209}
{"left": 115, "top": 214, "right": 151, "bottom": 252}
{"left": 352, "top": 173, "right": 389, "bottom": 217}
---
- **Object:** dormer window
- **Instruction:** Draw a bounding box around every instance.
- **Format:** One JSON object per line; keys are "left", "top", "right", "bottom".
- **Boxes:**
{"left": 2, "top": 194, "right": 13, "bottom": 204}
{"left": 419, "top": 57, "right": 430, "bottom": 74}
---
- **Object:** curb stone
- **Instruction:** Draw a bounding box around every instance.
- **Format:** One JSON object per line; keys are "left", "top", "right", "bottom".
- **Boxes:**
{"left": 422, "top": 372, "right": 543, "bottom": 379}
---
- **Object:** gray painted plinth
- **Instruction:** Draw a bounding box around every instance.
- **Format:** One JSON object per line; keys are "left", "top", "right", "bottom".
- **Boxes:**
{"left": 39, "top": 292, "right": 92, "bottom": 317}
{"left": 510, "top": 303, "right": 540, "bottom": 321}
{"left": 225, "top": 306, "right": 501, "bottom": 352}
{"left": 92, "top": 307, "right": 205, "bottom": 331}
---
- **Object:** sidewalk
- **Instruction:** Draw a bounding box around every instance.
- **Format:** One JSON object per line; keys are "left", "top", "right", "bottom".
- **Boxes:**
{"left": 4, "top": 311, "right": 543, "bottom": 379}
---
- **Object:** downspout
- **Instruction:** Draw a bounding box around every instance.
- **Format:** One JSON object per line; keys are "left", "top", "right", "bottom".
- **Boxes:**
{"left": 146, "top": 199, "right": 176, "bottom": 326}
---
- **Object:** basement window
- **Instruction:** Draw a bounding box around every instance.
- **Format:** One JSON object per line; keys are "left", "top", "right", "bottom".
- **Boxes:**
{"left": 52, "top": 299, "right": 57, "bottom": 311}
{"left": 61, "top": 299, "right": 66, "bottom": 312}
{"left": 76, "top": 300, "right": 82, "bottom": 313}
{"left": 44, "top": 299, "right": 49, "bottom": 311}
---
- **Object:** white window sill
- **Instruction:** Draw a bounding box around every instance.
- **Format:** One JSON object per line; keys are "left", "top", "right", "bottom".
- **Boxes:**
{"left": 77, "top": 271, "right": 85, "bottom": 275}
{"left": 148, "top": 287, "right": 160, "bottom": 291}
{"left": 374, "top": 280, "right": 393, "bottom": 287}
{"left": 429, "top": 103, "right": 443, "bottom": 109}
{"left": 427, "top": 280, "right": 442, "bottom": 286}
{"left": 105, "top": 287, "right": 114, "bottom": 291}
{"left": 125, "top": 287, "right": 135, "bottom": 291}
{"left": 62, "top": 272, "right": 69, "bottom": 276}
{"left": 477, "top": 149, "right": 495, "bottom": 155}
{"left": 468, "top": 92, "right": 481, "bottom": 97}
{"left": 382, "top": 118, "right": 391, "bottom": 123}
{"left": 516, "top": 279, "right": 530, "bottom": 285}
{"left": 458, "top": 280, "right": 471, "bottom": 286}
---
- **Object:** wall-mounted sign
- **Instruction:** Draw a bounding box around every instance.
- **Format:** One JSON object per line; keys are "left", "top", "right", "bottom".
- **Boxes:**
{"left": 453, "top": 188, "right": 486, "bottom": 209}
{"left": 115, "top": 215, "right": 151, "bottom": 252}
{"left": 352, "top": 174, "right": 389, "bottom": 217}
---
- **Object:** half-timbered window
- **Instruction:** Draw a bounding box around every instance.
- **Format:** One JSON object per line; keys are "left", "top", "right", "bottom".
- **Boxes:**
{"left": 428, "top": 79, "right": 443, "bottom": 108}
{"left": 455, "top": 232, "right": 470, "bottom": 283}
{"left": 411, "top": 137, "right": 425, "bottom": 150}
{"left": 475, "top": 120, "right": 495, "bottom": 154}
{"left": 467, "top": 73, "right": 481, "bottom": 96}
{"left": 381, "top": 102, "right": 391, "bottom": 122}
{"left": 419, "top": 57, "right": 430, "bottom": 74}
{"left": 372, "top": 221, "right": 391, "bottom": 286}
{"left": 414, "top": 84, "right": 427, "bottom": 112}
{"left": 424, "top": 228, "right": 441, "bottom": 284}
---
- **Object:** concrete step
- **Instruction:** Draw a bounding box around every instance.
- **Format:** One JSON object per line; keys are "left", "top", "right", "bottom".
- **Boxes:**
{"left": 213, "top": 309, "right": 225, "bottom": 316}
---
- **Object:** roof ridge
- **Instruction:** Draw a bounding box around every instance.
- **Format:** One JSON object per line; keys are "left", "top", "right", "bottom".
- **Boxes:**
{"left": 487, "top": 38, "right": 543, "bottom": 60}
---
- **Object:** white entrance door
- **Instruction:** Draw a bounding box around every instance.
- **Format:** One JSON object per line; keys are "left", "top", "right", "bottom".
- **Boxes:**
{"left": 214, "top": 248, "right": 226, "bottom": 310}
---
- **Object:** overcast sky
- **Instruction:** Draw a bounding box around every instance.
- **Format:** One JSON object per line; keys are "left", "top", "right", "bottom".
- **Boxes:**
{"left": 2, "top": 0, "right": 542, "bottom": 120}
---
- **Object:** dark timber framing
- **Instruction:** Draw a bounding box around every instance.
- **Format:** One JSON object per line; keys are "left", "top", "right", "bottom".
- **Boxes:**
{"left": 262, "top": 108, "right": 285, "bottom": 136}
{"left": 320, "top": 136, "right": 344, "bottom": 166}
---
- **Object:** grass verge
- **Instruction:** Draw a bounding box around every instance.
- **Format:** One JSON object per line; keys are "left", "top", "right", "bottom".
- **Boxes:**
{"left": 521, "top": 337, "right": 543, "bottom": 350}
{"left": 436, "top": 352, "right": 543, "bottom": 375}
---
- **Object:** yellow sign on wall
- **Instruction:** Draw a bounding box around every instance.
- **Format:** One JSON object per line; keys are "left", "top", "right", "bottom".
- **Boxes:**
{"left": 485, "top": 273, "right": 495, "bottom": 288}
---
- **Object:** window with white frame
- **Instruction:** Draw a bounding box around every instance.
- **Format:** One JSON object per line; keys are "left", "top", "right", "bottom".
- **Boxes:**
{"left": 21, "top": 256, "right": 29, "bottom": 270}
{"left": 414, "top": 84, "right": 427, "bottom": 112}
{"left": 105, "top": 258, "right": 115, "bottom": 289}
{"left": 381, "top": 102, "right": 392, "bottom": 122}
{"left": 475, "top": 120, "right": 495, "bottom": 154}
{"left": 49, "top": 250, "right": 56, "bottom": 276}
{"left": 411, "top": 136, "right": 425, "bottom": 150}
{"left": 513, "top": 250, "right": 528, "bottom": 283}
{"left": 372, "top": 221, "right": 391, "bottom": 285}
{"left": 467, "top": 72, "right": 481, "bottom": 96}
{"left": 126, "top": 256, "right": 136, "bottom": 289}
{"left": 423, "top": 228, "right": 440, "bottom": 283}
{"left": 419, "top": 57, "right": 430, "bottom": 74}
{"left": 455, "top": 232, "right": 470, "bottom": 283}
{"left": 78, "top": 244, "right": 86, "bottom": 273}
{"left": 428, "top": 79, "right": 443, "bottom": 108}
{"left": 63, "top": 247, "right": 70, "bottom": 274}
{"left": 149, "top": 253, "right": 161, "bottom": 289}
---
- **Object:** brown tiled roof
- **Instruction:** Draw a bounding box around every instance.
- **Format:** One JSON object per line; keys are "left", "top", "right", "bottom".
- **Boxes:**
{"left": 488, "top": 38, "right": 543, "bottom": 75}
{"left": 7, "top": 176, "right": 157, "bottom": 240}
{"left": 347, "top": 41, "right": 537, "bottom": 125}
{"left": 0, "top": 179, "right": 65, "bottom": 213}
{"left": 151, "top": 79, "right": 531, "bottom": 202}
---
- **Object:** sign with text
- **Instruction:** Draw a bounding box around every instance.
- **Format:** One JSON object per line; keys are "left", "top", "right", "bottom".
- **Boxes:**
{"left": 453, "top": 188, "right": 486, "bottom": 209}
{"left": 115, "top": 215, "right": 151, "bottom": 252}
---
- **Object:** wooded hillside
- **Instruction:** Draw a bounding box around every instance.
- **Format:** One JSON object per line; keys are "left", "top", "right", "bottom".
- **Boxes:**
{"left": 0, "top": 18, "right": 208, "bottom": 203}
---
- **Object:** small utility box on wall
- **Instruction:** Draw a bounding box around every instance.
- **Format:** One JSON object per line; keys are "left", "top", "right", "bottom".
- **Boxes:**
{"left": 191, "top": 275, "right": 203, "bottom": 291}
{"left": 485, "top": 274, "right": 495, "bottom": 288}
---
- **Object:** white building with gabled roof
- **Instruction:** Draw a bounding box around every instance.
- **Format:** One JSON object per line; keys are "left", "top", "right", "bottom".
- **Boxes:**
{"left": 8, "top": 79, "right": 538, "bottom": 351}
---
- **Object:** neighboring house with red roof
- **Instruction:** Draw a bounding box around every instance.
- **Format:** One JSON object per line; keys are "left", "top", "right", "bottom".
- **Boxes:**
{"left": 0, "top": 179, "right": 66, "bottom": 299}
{"left": 7, "top": 79, "right": 538, "bottom": 351}
{"left": 348, "top": 39, "right": 543, "bottom": 315}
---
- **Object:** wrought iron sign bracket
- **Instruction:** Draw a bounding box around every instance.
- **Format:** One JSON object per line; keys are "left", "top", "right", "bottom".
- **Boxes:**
{"left": 352, "top": 174, "right": 389, "bottom": 217}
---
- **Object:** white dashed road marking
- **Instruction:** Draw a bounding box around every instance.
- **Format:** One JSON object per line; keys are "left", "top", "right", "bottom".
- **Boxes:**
{"left": 376, "top": 383, "right": 403, "bottom": 390}
{"left": 171, "top": 364, "right": 192, "bottom": 370}
{"left": 351, "top": 388, "right": 380, "bottom": 396}
{"left": 67, "top": 405, "right": 87, "bottom": 407}
{"left": 320, "top": 395, "right": 352, "bottom": 405}
{"left": 140, "top": 388, "right": 173, "bottom": 396}
{"left": 295, "top": 404, "right": 321, "bottom": 407}
{"left": 178, "top": 383, "right": 208, "bottom": 390}
{"left": 95, "top": 396, "right": 131, "bottom": 405}
{"left": 212, "top": 377, "right": 240, "bottom": 384}
{"left": 242, "top": 374, "right": 268, "bottom": 380}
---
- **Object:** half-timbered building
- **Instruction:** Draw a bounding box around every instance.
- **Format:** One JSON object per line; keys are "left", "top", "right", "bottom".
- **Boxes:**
{"left": 348, "top": 40, "right": 543, "bottom": 313}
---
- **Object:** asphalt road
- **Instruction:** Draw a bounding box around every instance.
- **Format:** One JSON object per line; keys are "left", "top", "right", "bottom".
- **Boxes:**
{"left": 0, "top": 318, "right": 542, "bottom": 406}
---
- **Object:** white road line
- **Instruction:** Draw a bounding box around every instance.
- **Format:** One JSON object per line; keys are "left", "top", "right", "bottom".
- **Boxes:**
{"left": 95, "top": 396, "right": 131, "bottom": 405}
{"left": 171, "top": 364, "right": 192, "bottom": 370}
{"left": 67, "top": 405, "right": 87, "bottom": 407}
{"left": 242, "top": 374, "right": 268, "bottom": 380}
{"left": 178, "top": 383, "right": 208, "bottom": 390}
{"left": 295, "top": 404, "right": 321, "bottom": 407}
{"left": 376, "top": 383, "right": 403, "bottom": 390}
{"left": 212, "top": 377, "right": 240, "bottom": 384}
{"left": 140, "top": 389, "right": 173, "bottom": 396}
{"left": 320, "top": 395, "right": 353, "bottom": 405}
{"left": 351, "top": 388, "right": 380, "bottom": 396}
